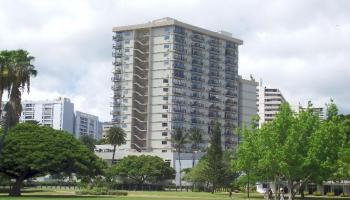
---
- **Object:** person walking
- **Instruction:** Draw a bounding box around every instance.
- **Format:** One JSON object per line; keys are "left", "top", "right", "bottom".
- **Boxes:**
{"left": 280, "top": 188, "right": 285, "bottom": 200}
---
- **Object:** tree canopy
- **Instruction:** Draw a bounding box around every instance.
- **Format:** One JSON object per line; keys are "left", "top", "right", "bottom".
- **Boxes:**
{"left": 0, "top": 123, "right": 106, "bottom": 196}
{"left": 109, "top": 155, "right": 175, "bottom": 184}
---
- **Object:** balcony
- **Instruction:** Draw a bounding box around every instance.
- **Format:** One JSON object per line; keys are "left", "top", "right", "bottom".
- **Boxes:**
{"left": 174, "top": 53, "right": 185, "bottom": 61}
{"left": 174, "top": 44, "right": 185, "bottom": 53}
{"left": 173, "top": 80, "right": 187, "bottom": 88}
{"left": 113, "top": 34, "right": 123, "bottom": 41}
{"left": 191, "top": 110, "right": 205, "bottom": 116}
{"left": 225, "top": 91, "right": 237, "bottom": 98}
{"left": 209, "top": 64, "right": 221, "bottom": 71}
{"left": 191, "top": 76, "right": 205, "bottom": 83}
{"left": 173, "top": 107, "right": 187, "bottom": 113}
{"left": 208, "top": 95, "right": 220, "bottom": 102}
{"left": 174, "top": 35, "right": 185, "bottom": 44}
{"left": 174, "top": 26, "right": 185, "bottom": 35}
{"left": 174, "top": 61, "right": 185, "bottom": 70}
{"left": 190, "top": 101, "right": 204, "bottom": 108}
{"left": 191, "top": 67, "right": 204, "bottom": 74}
{"left": 226, "top": 42, "right": 236, "bottom": 49}
{"left": 208, "top": 112, "right": 220, "bottom": 118}
{"left": 225, "top": 99, "right": 237, "bottom": 105}
{"left": 113, "top": 61, "right": 122, "bottom": 66}
{"left": 208, "top": 79, "right": 221, "bottom": 87}
{"left": 209, "top": 88, "right": 220, "bottom": 94}
{"left": 191, "top": 84, "right": 205, "bottom": 92}
{"left": 192, "top": 42, "right": 205, "bottom": 50}
{"left": 209, "top": 39, "right": 220, "bottom": 47}
{"left": 192, "top": 58, "right": 204, "bottom": 66}
{"left": 191, "top": 33, "right": 205, "bottom": 42}
{"left": 113, "top": 42, "right": 123, "bottom": 49}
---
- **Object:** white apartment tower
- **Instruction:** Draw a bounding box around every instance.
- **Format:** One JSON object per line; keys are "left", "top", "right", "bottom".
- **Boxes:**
{"left": 257, "top": 85, "right": 287, "bottom": 127}
{"left": 20, "top": 97, "right": 75, "bottom": 134}
{"left": 75, "top": 111, "right": 102, "bottom": 139}
{"left": 112, "top": 18, "right": 243, "bottom": 153}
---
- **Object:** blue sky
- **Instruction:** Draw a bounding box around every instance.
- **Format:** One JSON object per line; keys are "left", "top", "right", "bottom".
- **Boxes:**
{"left": 1, "top": 0, "right": 349, "bottom": 121}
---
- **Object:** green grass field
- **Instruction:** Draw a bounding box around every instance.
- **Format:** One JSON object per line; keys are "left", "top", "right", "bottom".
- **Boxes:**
{"left": 0, "top": 189, "right": 261, "bottom": 200}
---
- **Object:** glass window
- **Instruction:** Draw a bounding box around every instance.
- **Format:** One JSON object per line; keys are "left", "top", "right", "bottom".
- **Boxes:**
{"left": 124, "top": 40, "right": 130, "bottom": 44}
{"left": 162, "top": 141, "right": 167, "bottom": 145}
{"left": 163, "top": 88, "right": 169, "bottom": 92}
{"left": 164, "top": 44, "right": 170, "bottom": 48}
{"left": 162, "top": 114, "right": 168, "bottom": 118}
{"left": 164, "top": 27, "right": 170, "bottom": 31}
{"left": 163, "top": 79, "right": 168, "bottom": 83}
{"left": 164, "top": 35, "right": 170, "bottom": 40}
{"left": 162, "top": 132, "right": 168, "bottom": 136}
{"left": 163, "top": 105, "right": 168, "bottom": 109}
{"left": 163, "top": 96, "right": 168, "bottom": 101}
{"left": 162, "top": 150, "right": 167, "bottom": 153}
{"left": 162, "top": 123, "right": 168, "bottom": 127}
{"left": 125, "top": 48, "right": 130, "bottom": 52}
{"left": 164, "top": 61, "right": 169, "bottom": 65}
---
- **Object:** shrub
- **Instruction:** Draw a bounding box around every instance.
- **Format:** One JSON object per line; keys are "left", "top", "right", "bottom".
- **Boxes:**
{"left": 340, "top": 193, "right": 349, "bottom": 197}
{"left": 303, "top": 191, "right": 309, "bottom": 195}
{"left": 326, "top": 192, "right": 334, "bottom": 196}
{"left": 313, "top": 191, "right": 322, "bottom": 196}
{"left": 76, "top": 188, "right": 127, "bottom": 196}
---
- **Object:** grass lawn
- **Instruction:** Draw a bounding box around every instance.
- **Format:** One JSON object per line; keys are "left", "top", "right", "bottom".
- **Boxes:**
{"left": 0, "top": 189, "right": 261, "bottom": 200}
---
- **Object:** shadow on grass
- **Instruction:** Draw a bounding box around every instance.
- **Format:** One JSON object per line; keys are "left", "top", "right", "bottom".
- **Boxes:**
{"left": 0, "top": 194, "right": 116, "bottom": 198}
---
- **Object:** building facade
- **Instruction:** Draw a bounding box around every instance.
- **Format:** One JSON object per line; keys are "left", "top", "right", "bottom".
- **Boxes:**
{"left": 20, "top": 97, "right": 75, "bottom": 134}
{"left": 75, "top": 111, "right": 102, "bottom": 139}
{"left": 112, "top": 17, "right": 243, "bottom": 153}
{"left": 257, "top": 85, "right": 286, "bottom": 127}
{"left": 238, "top": 77, "right": 258, "bottom": 128}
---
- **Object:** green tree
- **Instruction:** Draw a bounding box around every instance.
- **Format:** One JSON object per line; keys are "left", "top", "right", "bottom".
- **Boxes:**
{"left": 188, "top": 128, "right": 203, "bottom": 167}
{"left": 106, "top": 126, "right": 126, "bottom": 164}
{"left": 326, "top": 99, "right": 338, "bottom": 121}
{"left": 171, "top": 128, "right": 187, "bottom": 190}
{"left": 206, "top": 122, "right": 225, "bottom": 193}
{"left": 234, "top": 124, "right": 260, "bottom": 198}
{"left": 0, "top": 123, "right": 106, "bottom": 196}
{"left": 79, "top": 135, "right": 96, "bottom": 152}
{"left": 109, "top": 155, "right": 175, "bottom": 184}
{"left": 0, "top": 50, "right": 37, "bottom": 160}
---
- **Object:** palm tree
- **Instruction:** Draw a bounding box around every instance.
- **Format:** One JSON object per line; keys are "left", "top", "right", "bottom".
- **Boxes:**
{"left": 8, "top": 50, "right": 37, "bottom": 127}
{"left": 188, "top": 128, "right": 203, "bottom": 168}
{"left": 106, "top": 126, "right": 126, "bottom": 164}
{"left": 171, "top": 128, "right": 188, "bottom": 190}
{"left": 0, "top": 50, "right": 37, "bottom": 159}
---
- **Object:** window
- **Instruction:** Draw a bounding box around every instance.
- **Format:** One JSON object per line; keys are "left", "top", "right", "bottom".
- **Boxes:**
{"left": 162, "top": 150, "right": 167, "bottom": 153}
{"left": 124, "top": 56, "right": 129, "bottom": 61}
{"left": 164, "top": 44, "right": 170, "bottom": 48}
{"left": 163, "top": 79, "right": 168, "bottom": 83}
{"left": 124, "top": 40, "right": 130, "bottom": 44}
{"left": 164, "top": 61, "right": 169, "bottom": 65}
{"left": 164, "top": 52, "right": 169, "bottom": 57}
{"left": 164, "top": 27, "right": 170, "bottom": 31}
{"left": 162, "top": 132, "right": 168, "bottom": 136}
{"left": 124, "top": 31, "right": 131, "bottom": 36}
{"left": 123, "top": 99, "right": 128, "bottom": 103}
{"left": 162, "top": 114, "right": 168, "bottom": 118}
{"left": 162, "top": 123, "right": 168, "bottom": 127}
{"left": 162, "top": 141, "right": 168, "bottom": 145}
{"left": 164, "top": 35, "right": 170, "bottom": 40}
{"left": 163, "top": 88, "right": 169, "bottom": 92}
{"left": 125, "top": 48, "right": 130, "bottom": 52}
{"left": 122, "top": 124, "right": 127, "bottom": 128}
{"left": 163, "top": 105, "right": 168, "bottom": 109}
{"left": 163, "top": 96, "right": 168, "bottom": 101}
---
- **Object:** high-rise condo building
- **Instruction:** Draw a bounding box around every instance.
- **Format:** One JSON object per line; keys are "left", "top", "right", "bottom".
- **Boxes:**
{"left": 112, "top": 18, "right": 243, "bottom": 153}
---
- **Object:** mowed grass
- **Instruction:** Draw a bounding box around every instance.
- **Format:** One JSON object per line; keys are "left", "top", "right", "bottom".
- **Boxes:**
{"left": 0, "top": 189, "right": 263, "bottom": 200}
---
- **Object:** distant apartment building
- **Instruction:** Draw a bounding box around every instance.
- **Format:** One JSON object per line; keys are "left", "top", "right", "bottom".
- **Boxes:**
{"left": 238, "top": 77, "right": 258, "bottom": 128}
{"left": 294, "top": 105, "right": 326, "bottom": 121}
{"left": 20, "top": 97, "right": 75, "bottom": 134}
{"left": 75, "top": 111, "right": 102, "bottom": 139}
{"left": 257, "top": 85, "right": 287, "bottom": 127}
{"left": 101, "top": 122, "right": 114, "bottom": 139}
{"left": 112, "top": 17, "right": 245, "bottom": 152}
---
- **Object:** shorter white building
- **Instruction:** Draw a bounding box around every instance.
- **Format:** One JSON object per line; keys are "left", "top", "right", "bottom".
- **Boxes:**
{"left": 75, "top": 111, "right": 102, "bottom": 139}
{"left": 20, "top": 97, "right": 75, "bottom": 134}
{"left": 257, "top": 84, "right": 287, "bottom": 127}
{"left": 293, "top": 104, "right": 326, "bottom": 121}
{"left": 101, "top": 122, "right": 114, "bottom": 139}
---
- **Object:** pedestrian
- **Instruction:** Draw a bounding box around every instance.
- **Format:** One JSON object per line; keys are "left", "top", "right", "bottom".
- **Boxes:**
{"left": 280, "top": 188, "right": 285, "bottom": 200}
{"left": 264, "top": 188, "right": 269, "bottom": 200}
{"left": 229, "top": 188, "right": 233, "bottom": 199}
{"left": 268, "top": 188, "right": 273, "bottom": 200}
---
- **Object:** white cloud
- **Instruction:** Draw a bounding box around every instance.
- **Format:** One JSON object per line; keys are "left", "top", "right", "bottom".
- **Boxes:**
{"left": 1, "top": 0, "right": 350, "bottom": 121}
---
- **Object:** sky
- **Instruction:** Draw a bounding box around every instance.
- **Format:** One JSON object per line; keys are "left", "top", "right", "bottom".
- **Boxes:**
{"left": 1, "top": 0, "right": 349, "bottom": 121}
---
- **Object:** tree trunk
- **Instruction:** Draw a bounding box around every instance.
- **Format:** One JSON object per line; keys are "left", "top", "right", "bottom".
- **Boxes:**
{"left": 274, "top": 177, "right": 278, "bottom": 200}
{"left": 9, "top": 176, "right": 25, "bottom": 196}
{"left": 178, "top": 151, "right": 182, "bottom": 191}
{"left": 192, "top": 151, "right": 195, "bottom": 168}
{"left": 112, "top": 144, "right": 116, "bottom": 164}
{"left": 287, "top": 180, "right": 293, "bottom": 200}
{"left": 0, "top": 89, "right": 3, "bottom": 117}
{"left": 247, "top": 172, "right": 250, "bottom": 199}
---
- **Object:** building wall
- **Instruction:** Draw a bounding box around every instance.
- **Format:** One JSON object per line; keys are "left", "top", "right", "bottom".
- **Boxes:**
{"left": 75, "top": 111, "right": 101, "bottom": 139}
{"left": 238, "top": 77, "right": 258, "bottom": 128}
